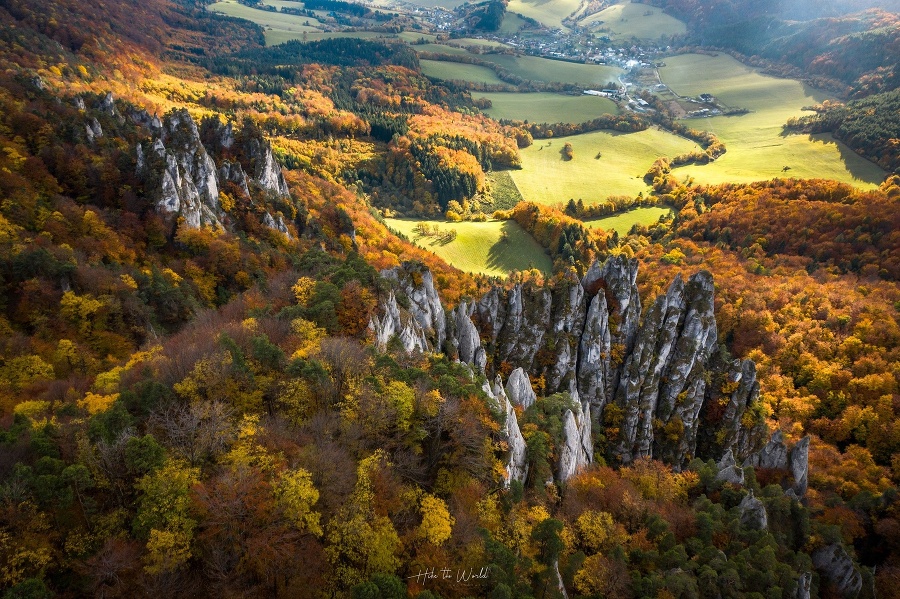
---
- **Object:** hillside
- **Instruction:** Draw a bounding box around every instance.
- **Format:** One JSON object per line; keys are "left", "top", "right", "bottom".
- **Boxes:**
{"left": 0, "top": 0, "right": 898, "bottom": 597}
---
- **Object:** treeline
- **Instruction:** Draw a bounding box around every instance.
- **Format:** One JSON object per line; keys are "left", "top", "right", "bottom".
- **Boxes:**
{"left": 502, "top": 112, "right": 648, "bottom": 139}
{"left": 784, "top": 90, "right": 900, "bottom": 174}
{"left": 508, "top": 202, "right": 610, "bottom": 271}
{"left": 303, "top": 0, "right": 368, "bottom": 17}
{"left": 675, "top": 177, "right": 900, "bottom": 280}
{"left": 641, "top": 92, "right": 727, "bottom": 163}
{"left": 561, "top": 194, "right": 668, "bottom": 220}
{"left": 207, "top": 38, "right": 420, "bottom": 73}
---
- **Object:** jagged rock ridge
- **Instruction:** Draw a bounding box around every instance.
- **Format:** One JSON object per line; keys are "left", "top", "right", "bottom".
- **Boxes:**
{"left": 126, "top": 101, "right": 293, "bottom": 235}
{"left": 371, "top": 257, "right": 770, "bottom": 479}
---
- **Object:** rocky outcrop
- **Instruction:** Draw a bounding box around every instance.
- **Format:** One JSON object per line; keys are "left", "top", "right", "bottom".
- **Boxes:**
{"left": 263, "top": 211, "right": 292, "bottom": 238}
{"left": 85, "top": 118, "right": 103, "bottom": 143}
{"left": 557, "top": 399, "right": 592, "bottom": 482}
{"left": 738, "top": 491, "right": 768, "bottom": 530}
{"left": 484, "top": 377, "right": 528, "bottom": 485}
{"left": 744, "top": 430, "right": 789, "bottom": 470}
{"left": 795, "top": 572, "right": 812, "bottom": 599}
{"left": 98, "top": 92, "right": 118, "bottom": 117}
{"left": 789, "top": 436, "right": 810, "bottom": 498}
{"left": 506, "top": 368, "right": 536, "bottom": 409}
{"left": 219, "top": 160, "right": 251, "bottom": 198}
{"left": 611, "top": 272, "right": 717, "bottom": 466}
{"left": 742, "top": 431, "right": 810, "bottom": 499}
{"left": 812, "top": 544, "right": 862, "bottom": 599}
{"left": 247, "top": 137, "right": 290, "bottom": 198}
{"left": 372, "top": 255, "right": 769, "bottom": 475}
{"left": 144, "top": 109, "right": 223, "bottom": 229}
{"left": 715, "top": 449, "right": 745, "bottom": 485}
{"left": 369, "top": 292, "right": 428, "bottom": 354}
{"left": 383, "top": 263, "right": 446, "bottom": 351}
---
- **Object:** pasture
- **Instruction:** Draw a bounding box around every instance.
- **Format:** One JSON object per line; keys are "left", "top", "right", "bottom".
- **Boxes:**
{"left": 419, "top": 59, "right": 505, "bottom": 84}
{"left": 478, "top": 92, "right": 619, "bottom": 122}
{"left": 385, "top": 219, "right": 552, "bottom": 277}
{"left": 580, "top": 1, "right": 686, "bottom": 40}
{"left": 506, "top": 0, "right": 580, "bottom": 29}
{"left": 583, "top": 206, "right": 672, "bottom": 235}
{"left": 477, "top": 54, "right": 623, "bottom": 86}
{"left": 658, "top": 53, "right": 886, "bottom": 187}
{"left": 510, "top": 128, "right": 701, "bottom": 204}
{"left": 208, "top": 1, "right": 325, "bottom": 44}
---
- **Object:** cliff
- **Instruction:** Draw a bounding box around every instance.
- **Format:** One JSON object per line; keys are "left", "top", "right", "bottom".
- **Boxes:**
{"left": 372, "top": 257, "right": 771, "bottom": 479}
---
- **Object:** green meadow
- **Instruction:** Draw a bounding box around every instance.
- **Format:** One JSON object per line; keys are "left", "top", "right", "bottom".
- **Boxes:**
{"left": 385, "top": 219, "right": 552, "bottom": 277}
{"left": 583, "top": 206, "right": 672, "bottom": 235}
{"left": 208, "top": 1, "right": 325, "bottom": 43}
{"left": 511, "top": 128, "right": 701, "bottom": 204}
{"left": 420, "top": 59, "right": 505, "bottom": 84}
{"left": 658, "top": 53, "right": 886, "bottom": 187}
{"left": 478, "top": 92, "right": 619, "bottom": 122}
{"left": 580, "top": 1, "right": 686, "bottom": 40}
{"left": 477, "top": 54, "right": 622, "bottom": 86}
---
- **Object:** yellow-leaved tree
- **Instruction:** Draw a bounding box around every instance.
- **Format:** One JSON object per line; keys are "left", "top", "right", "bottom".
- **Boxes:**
{"left": 325, "top": 450, "right": 401, "bottom": 588}
{"left": 418, "top": 494, "right": 454, "bottom": 546}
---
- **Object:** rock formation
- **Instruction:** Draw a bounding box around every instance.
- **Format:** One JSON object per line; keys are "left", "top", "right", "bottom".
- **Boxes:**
{"left": 738, "top": 491, "right": 768, "bottom": 530}
{"left": 557, "top": 398, "right": 592, "bottom": 482}
{"left": 505, "top": 368, "right": 536, "bottom": 409}
{"left": 369, "top": 292, "right": 428, "bottom": 354}
{"left": 141, "top": 109, "right": 223, "bottom": 229}
{"left": 373, "top": 256, "right": 770, "bottom": 477}
{"left": 715, "top": 449, "right": 745, "bottom": 485}
{"left": 812, "top": 544, "right": 862, "bottom": 598}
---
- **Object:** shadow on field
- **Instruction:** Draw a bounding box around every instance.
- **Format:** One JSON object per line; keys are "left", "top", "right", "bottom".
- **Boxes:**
{"left": 485, "top": 221, "right": 547, "bottom": 273}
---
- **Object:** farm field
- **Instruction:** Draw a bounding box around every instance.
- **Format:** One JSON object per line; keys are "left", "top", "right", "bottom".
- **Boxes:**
{"left": 499, "top": 13, "right": 530, "bottom": 34}
{"left": 420, "top": 59, "right": 505, "bottom": 84}
{"left": 478, "top": 54, "right": 623, "bottom": 86}
{"left": 658, "top": 53, "right": 886, "bottom": 187}
{"left": 583, "top": 206, "right": 672, "bottom": 235}
{"left": 511, "top": 128, "right": 701, "bottom": 204}
{"left": 414, "top": 43, "right": 474, "bottom": 56}
{"left": 385, "top": 219, "right": 552, "bottom": 277}
{"left": 580, "top": 1, "right": 686, "bottom": 40}
{"left": 506, "top": 0, "right": 580, "bottom": 29}
{"left": 207, "top": 1, "right": 325, "bottom": 43}
{"left": 478, "top": 92, "right": 619, "bottom": 122}
{"left": 266, "top": 30, "right": 391, "bottom": 44}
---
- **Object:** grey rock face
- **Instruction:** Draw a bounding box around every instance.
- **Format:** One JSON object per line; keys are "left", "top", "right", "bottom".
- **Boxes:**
{"left": 557, "top": 400, "right": 592, "bottom": 482}
{"left": 544, "top": 276, "right": 586, "bottom": 392}
{"left": 581, "top": 254, "right": 641, "bottom": 364}
{"left": 219, "top": 160, "right": 251, "bottom": 198}
{"left": 384, "top": 263, "right": 446, "bottom": 351}
{"left": 577, "top": 291, "right": 611, "bottom": 411}
{"left": 744, "top": 430, "right": 789, "bottom": 470}
{"left": 74, "top": 96, "right": 86, "bottom": 111}
{"left": 610, "top": 272, "right": 717, "bottom": 466}
{"left": 482, "top": 376, "right": 527, "bottom": 484}
{"left": 506, "top": 368, "right": 536, "bottom": 409}
{"left": 85, "top": 118, "right": 103, "bottom": 143}
{"left": 247, "top": 138, "right": 290, "bottom": 198}
{"left": 738, "top": 491, "right": 768, "bottom": 530}
{"left": 715, "top": 449, "right": 745, "bottom": 485}
{"left": 369, "top": 291, "right": 428, "bottom": 354}
{"left": 812, "top": 544, "right": 862, "bottom": 599}
{"left": 452, "top": 300, "right": 483, "bottom": 371}
{"left": 147, "top": 109, "right": 222, "bottom": 229}
{"left": 789, "top": 436, "right": 810, "bottom": 498}
{"left": 698, "top": 355, "right": 764, "bottom": 463}
{"left": 263, "top": 211, "right": 292, "bottom": 239}
{"left": 98, "top": 92, "right": 118, "bottom": 117}
{"left": 795, "top": 572, "right": 812, "bottom": 599}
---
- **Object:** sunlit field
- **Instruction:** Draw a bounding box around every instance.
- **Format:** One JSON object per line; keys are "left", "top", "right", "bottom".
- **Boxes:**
{"left": 478, "top": 92, "right": 620, "bottom": 122}
{"left": 579, "top": 1, "right": 687, "bottom": 40}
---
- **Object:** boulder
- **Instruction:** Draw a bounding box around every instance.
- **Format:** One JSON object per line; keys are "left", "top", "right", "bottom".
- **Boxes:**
{"left": 506, "top": 368, "right": 536, "bottom": 409}
{"left": 812, "top": 544, "right": 862, "bottom": 598}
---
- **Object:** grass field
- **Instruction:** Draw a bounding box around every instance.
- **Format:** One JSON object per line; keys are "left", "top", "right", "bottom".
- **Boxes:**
{"left": 477, "top": 54, "right": 623, "bottom": 86}
{"left": 511, "top": 128, "right": 701, "bottom": 204}
{"left": 208, "top": 1, "right": 325, "bottom": 42}
{"left": 414, "top": 43, "right": 474, "bottom": 56}
{"left": 385, "top": 219, "right": 552, "bottom": 277}
{"left": 583, "top": 206, "right": 672, "bottom": 234}
{"left": 657, "top": 53, "right": 886, "bottom": 187}
{"left": 580, "top": 1, "right": 686, "bottom": 40}
{"left": 499, "top": 13, "right": 529, "bottom": 34}
{"left": 420, "top": 59, "right": 505, "bottom": 84}
{"left": 506, "top": 0, "right": 580, "bottom": 29}
{"left": 478, "top": 92, "right": 619, "bottom": 122}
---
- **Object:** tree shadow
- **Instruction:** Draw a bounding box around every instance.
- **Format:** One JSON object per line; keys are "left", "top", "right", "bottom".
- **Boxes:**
{"left": 485, "top": 221, "right": 550, "bottom": 274}
{"left": 806, "top": 132, "right": 886, "bottom": 184}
